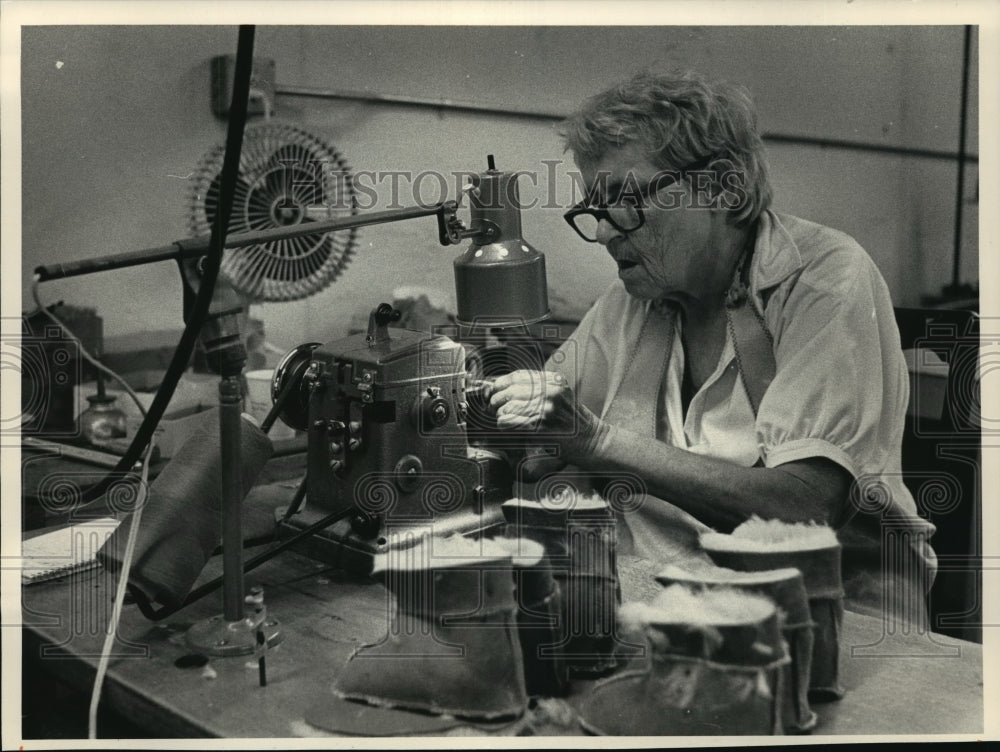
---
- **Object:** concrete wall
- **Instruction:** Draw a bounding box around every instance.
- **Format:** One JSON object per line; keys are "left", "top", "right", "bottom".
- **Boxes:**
{"left": 20, "top": 25, "right": 978, "bottom": 351}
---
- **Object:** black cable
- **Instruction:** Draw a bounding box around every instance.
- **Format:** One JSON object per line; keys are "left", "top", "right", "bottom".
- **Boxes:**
{"left": 210, "top": 531, "right": 281, "bottom": 557}
{"left": 260, "top": 368, "right": 299, "bottom": 434}
{"left": 279, "top": 475, "right": 309, "bottom": 524}
{"left": 131, "top": 505, "right": 353, "bottom": 621}
{"left": 37, "top": 25, "right": 257, "bottom": 506}
{"left": 950, "top": 24, "right": 972, "bottom": 291}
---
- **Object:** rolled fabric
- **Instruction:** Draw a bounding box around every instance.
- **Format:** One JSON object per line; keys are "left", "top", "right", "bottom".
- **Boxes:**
{"left": 656, "top": 561, "right": 817, "bottom": 733}
{"left": 96, "top": 408, "right": 273, "bottom": 608}
{"left": 700, "top": 517, "right": 845, "bottom": 701}
{"left": 578, "top": 585, "right": 788, "bottom": 736}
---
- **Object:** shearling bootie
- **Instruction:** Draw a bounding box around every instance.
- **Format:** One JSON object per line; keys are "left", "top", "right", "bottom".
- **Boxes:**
{"left": 578, "top": 585, "right": 789, "bottom": 735}
{"left": 701, "top": 518, "right": 845, "bottom": 701}
{"left": 657, "top": 561, "right": 818, "bottom": 733}
{"left": 502, "top": 495, "right": 622, "bottom": 677}
{"left": 333, "top": 535, "right": 532, "bottom": 720}
{"left": 502, "top": 534, "right": 570, "bottom": 696}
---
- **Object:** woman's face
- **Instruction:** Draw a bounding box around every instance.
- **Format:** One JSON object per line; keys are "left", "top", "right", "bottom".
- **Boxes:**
{"left": 581, "top": 143, "right": 724, "bottom": 307}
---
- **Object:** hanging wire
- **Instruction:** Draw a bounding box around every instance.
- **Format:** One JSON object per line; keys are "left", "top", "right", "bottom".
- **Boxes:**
{"left": 31, "top": 279, "right": 148, "bottom": 420}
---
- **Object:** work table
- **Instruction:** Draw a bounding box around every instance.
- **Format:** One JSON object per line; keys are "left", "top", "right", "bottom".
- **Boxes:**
{"left": 19, "top": 482, "right": 984, "bottom": 739}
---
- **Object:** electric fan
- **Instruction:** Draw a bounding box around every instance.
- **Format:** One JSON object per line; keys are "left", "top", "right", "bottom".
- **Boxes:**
{"left": 188, "top": 122, "right": 359, "bottom": 301}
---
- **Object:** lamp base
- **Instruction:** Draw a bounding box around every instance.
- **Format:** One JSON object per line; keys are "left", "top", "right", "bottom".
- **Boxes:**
{"left": 186, "top": 614, "right": 283, "bottom": 657}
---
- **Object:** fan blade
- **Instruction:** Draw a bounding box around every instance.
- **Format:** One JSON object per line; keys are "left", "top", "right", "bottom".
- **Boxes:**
{"left": 191, "top": 123, "right": 360, "bottom": 302}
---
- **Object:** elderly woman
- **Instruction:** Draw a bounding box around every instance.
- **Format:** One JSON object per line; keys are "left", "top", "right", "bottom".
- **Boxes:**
{"left": 488, "top": 70, "right": 935, "bottom": 624}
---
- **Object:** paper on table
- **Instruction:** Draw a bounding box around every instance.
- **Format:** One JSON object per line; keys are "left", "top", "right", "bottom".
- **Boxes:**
{"left": 21, "top": 517, "right": 121, "bottom": 585}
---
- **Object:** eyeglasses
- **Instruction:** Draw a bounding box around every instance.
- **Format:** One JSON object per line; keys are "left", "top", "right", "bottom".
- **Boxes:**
{"left": 563, "top": 155, "right": 714, "bottom": 243}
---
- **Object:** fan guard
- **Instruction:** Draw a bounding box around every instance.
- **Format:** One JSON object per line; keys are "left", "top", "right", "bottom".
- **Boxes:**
{"left": 188, "top": 122, "right": 358, "bottom": 302}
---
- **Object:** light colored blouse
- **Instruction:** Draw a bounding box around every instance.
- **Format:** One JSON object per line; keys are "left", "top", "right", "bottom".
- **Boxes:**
{"left": 547, "top": 210, "right": 935, "bottom": 583}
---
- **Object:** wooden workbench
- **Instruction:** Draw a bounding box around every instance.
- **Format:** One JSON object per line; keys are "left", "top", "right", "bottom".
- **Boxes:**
{"left": 19, "top": 485, "right": 984, "bottom": 740}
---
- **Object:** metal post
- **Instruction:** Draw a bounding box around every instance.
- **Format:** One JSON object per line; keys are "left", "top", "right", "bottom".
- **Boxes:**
{"left": 220, "top": 373, "right": 245, "bottom": 623}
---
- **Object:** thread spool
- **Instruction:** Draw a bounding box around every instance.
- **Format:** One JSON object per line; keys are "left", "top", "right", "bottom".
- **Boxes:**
{"left": 97, "top": 408, "right": 273, "bottom": 607}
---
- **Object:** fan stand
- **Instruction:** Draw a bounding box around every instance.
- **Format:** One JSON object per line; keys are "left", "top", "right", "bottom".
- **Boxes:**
{"left": 183, "top": 355, "right": 280, "bottom": 657}
{"left": 180, "top": 120, "right": 363, "bottom": 645}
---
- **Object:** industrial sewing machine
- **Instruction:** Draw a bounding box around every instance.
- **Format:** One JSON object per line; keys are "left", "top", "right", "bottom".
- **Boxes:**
{"left": 268, "top": 307, "right": 511, "bottom": 568}
{"left": 264, "top": 158, "right": 552, "bottom": 570}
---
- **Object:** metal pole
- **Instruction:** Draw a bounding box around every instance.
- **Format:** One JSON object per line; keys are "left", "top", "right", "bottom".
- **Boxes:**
{"left": 275, "top": 84, "right": 980, "bottom": 163}
{"left": 219, "top": 374, "right": 245, "bottom": 622}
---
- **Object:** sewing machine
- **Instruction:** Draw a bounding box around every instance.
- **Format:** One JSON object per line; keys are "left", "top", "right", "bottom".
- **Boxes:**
{"left": 264, "top": 159, "right": 551, "bottom": 570}
{"left": 33, "top": 154, "right": 552, "bottom": 598}
{"left": 269, "top": 304, "right": 516, "bottom": 569}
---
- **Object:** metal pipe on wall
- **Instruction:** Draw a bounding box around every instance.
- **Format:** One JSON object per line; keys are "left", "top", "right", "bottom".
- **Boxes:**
{"left": 274, "top": 85, "right": 980, "bottom": 164}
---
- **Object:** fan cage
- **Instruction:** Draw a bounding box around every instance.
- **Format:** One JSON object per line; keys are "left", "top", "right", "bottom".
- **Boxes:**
{"left": 189, "top": 122, "right": 359, "bottom": 302}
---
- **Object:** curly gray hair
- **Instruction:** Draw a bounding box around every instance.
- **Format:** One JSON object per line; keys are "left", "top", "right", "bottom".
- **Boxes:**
{"left": 559, "top": 70, "right": 772, "bottom": 228}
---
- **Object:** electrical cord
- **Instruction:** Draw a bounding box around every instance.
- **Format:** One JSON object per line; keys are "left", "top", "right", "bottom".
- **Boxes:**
{"left": 33, "top": 216, "right": 313, "bottom": 621}
{"left": 32, "top": 40, "right": 255, "bottom": 507}
{"left": 210, "top": 531, "right": 281, "bottom": 556}
{"left": 260, "top": 367, "right": 300, "bottom": 434}
{"left": 87, "top": 440, "right": 154, "bottom": 739}
{"left": 32, "top": 251, "right": 209, "bottom": 503}
{"left": 279, "top": 475, "right": 309, "bottom": 523}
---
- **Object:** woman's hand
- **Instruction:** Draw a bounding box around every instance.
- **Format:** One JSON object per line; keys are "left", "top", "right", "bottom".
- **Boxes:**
{"left": 486, "top": 370, "right": 603, "bottom": 463}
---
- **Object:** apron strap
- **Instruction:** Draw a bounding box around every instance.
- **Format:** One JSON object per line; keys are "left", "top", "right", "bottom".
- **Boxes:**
{"left": 724, "top": 234, "right": 776, "bottom": 417}
{"left": 601, "top": 303, "right": 677, "bottom": 439}
{"left": 600, "top": 228, "right": 775, "bottom": 434}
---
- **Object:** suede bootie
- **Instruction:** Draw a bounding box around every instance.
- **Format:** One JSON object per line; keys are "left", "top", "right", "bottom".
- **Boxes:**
{"left": 502, "top": 496, "right": 622, "bottom": 677}
{"left": 701, "top": 518, "right": 845, "bottom": 701}
{"left": 501, "top": 534, "right": 570, "bottom": 696}
{"left": 333, "top": 536, "right": 532, "bottom": 720}
{"left": 657, "top": 561, "right": 817, "bottom": 733}
{"left": 578, "top": 585, "right": 789, "bottom": 736}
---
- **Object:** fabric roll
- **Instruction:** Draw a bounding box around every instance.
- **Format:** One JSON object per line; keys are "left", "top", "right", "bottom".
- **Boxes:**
{"left": 97, "top": 408, "right": 273, "bottom": 608}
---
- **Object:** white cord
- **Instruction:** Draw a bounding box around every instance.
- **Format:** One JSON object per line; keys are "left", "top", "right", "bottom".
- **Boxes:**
{"left": 29, "top": 278, "right": 159, "bottom": 738}
{"left": 87, "top": 442, "right": 153, "bottom": 739}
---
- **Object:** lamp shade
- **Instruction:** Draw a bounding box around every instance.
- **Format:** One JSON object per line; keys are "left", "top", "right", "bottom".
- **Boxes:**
{"left": 454, "top": 162, "right": 549, "bottom": 328}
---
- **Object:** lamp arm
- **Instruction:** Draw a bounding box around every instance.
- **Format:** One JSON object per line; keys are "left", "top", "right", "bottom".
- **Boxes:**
{"left": 34, "top": 202, "right": 474, "bottom": 283}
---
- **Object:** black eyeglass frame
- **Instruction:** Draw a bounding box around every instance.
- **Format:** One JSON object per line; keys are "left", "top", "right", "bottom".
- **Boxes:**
{"left": 563, "top": 155, "right": 716, "bottom": 243}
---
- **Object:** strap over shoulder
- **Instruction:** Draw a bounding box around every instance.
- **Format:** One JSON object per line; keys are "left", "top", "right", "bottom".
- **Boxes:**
{"left": 725, "top": 232, "right": 776, "bottom": 416}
